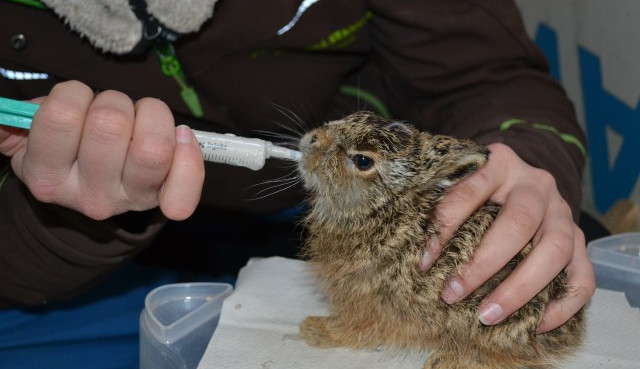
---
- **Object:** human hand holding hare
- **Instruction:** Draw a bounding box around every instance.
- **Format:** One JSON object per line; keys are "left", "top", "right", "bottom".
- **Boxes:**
{"left": 426, "top": 142, "right": 595, "bottom": 333}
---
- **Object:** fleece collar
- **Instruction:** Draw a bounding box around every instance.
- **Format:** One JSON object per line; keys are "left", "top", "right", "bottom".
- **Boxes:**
{"left": 40, "top": 0, "right": 219, "bottom": 54}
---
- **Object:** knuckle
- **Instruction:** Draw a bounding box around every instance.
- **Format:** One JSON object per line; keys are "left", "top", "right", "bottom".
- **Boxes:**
{"left": 82, "top": 208, "right": 112, "bottom": 221}
{"left": 585, "top": 278, "right": 597, "bottom": 296}
{"left": 78, "top": 206, "right": 108, "bottom": 221}
{"left": 136, "top": 97, "right": 171, "bottom": 112}
{"left": 557, "top": 198, "right": 573, "bottom": 219}
{"left": 76, "top": 195, "right": 116, "bottom": 221}
{"left": 580, "top": 263, "right": 596, "bottom": 297}
{"left": 486, "top": 143, "right": 517, "bottom": 166}
{"left": 532, "top": 168, "right": 556, "bottom": 189}
{"left": 27, "top": 182, "right": 59, "bottom": 203}
{"left": 583, "top": 278, "right": 596, "bottom": 297}
{"left": 39, "top": 99, "right": 86, "bottom": 134}
{"left": 573, "top": 274, "right": 596, "bottom": 302}
{"left": 133, "top": 134, "right": 175, "bottom": 169}
{"left": 544, "top": 233, "right": 574, "bottom": 262}
{"left": 449, "top": 179, "right": 480, "bottom": 204}
{"left": 86, "top": 106, "right": 132, "bottom": 139}
{"left": 22, "top": 171, "right": 66, "bottom": 203}
{"left": 487, "top": 142, "right": 512, "bottom": 155}
{"left": 98, "top": 89, "right": 132, "bottom": 102}
{"left": 506, "top": 204, "right": 538, "bottom": 234}
{"left": 60, "top": 80, "right": 93, "bottom": 94}
{"left": 573, "top": 226, "right": 586, "bottom": 245}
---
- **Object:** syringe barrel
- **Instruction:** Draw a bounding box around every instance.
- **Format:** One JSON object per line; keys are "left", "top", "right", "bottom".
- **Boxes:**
{"left": 193, "top": 130, "right": 267, "bottom": 170}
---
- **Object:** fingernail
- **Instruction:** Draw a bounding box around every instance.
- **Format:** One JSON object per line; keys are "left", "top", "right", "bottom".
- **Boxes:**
{"left": 479, "top": 303, "right": 504, "bottom": 325}
{"left": 419, "top": 237, "right": 438, "bottom": 271}
{"left": 442, "top": 278, "right": 464, "bottom": 304}
{"left": 419, "top": 250, "right": 433, "bottom": 271}
{"left": 176, "top": 125, "right": 193, "bottom": 144}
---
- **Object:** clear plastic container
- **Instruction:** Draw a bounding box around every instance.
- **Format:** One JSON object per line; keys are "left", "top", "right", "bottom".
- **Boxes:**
{"left": 139, "top": 282, "right": 233, "bottom": 369}
{"left": 588, "top": 232, "right": 640, "bottom": 307}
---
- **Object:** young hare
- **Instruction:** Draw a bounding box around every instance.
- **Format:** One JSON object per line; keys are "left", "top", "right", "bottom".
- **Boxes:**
{"left": 296, "top": 111, "right": 584, "bottom": 369}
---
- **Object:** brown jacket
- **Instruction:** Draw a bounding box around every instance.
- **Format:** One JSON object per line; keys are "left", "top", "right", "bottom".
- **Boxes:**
{"left": 0, "top": 0, "right": 586, "bottom": 306}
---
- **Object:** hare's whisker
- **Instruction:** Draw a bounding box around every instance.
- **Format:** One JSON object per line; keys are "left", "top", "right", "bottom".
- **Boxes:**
{"left": 270, "top": 103, "right": 308, "bottom": 135}
{"left": 248, "top": 177, "right": 302, "bottom": 201}
{"left": 252, "top": 130, "right": 301, "bottom": 147}
{"left": 246, "top": 174, "right": 298, "bottom": 191}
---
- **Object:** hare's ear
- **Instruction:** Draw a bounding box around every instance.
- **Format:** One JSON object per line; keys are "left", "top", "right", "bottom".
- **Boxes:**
{"left": 386, "top": 122, "right": 417, "bottom": 150}
{"left": 430, "top": 137, "right": 490, "bottom": 189}
{"left": 386, "top": 121, "right": 415, "bottom": 138}
{"left": 442, "top": 150, "right": 489, "bottom": 185}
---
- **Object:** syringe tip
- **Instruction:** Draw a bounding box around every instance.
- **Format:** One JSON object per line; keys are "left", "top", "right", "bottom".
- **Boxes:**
{"left": 268, "top": 144, "right": 302, "bottom": 162}
{"left": 289, "top": 150, "right": 302, "bottom": 161}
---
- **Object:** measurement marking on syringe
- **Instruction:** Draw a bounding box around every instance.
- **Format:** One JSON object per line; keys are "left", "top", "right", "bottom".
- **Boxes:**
{"left": 205, "top": 152, "right": 247, "bottom": 160}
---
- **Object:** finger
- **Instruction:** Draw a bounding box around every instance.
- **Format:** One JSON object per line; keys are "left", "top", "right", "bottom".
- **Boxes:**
{"left": 1, "top": 127, "right": 28, "bottom": 157}
{"left": 16, "top": 81, "right": 94, "bottom": 199}
{"left": 538, "top": 227, "right": 594, "bottom": 333}
{"left": 121, "top": 98, "right": 176, "bottom": 208}
{"left": 75, "top": 90, "right": 135, "bottom": 217}
{"left": 158, "top": 125, "right": 205, "bottom": 220}
{"left": 476, "top": 200, "right": 575, "bottom": 325}
{"left": 420, "top": 161, "right": 503, "bottom": 271}
{"left": 441, "top": 183, "right": 547, "bottom": 304}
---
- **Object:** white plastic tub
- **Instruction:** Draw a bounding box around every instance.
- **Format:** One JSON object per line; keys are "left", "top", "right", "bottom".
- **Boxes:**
{"left": 588, "top": 232, "right": 640, "bottom": 307}
{"left": 139, "top": 282, "right": 233, "bottom": 369}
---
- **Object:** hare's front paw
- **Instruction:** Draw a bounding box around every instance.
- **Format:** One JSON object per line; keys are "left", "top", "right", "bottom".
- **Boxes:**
{"left": 424, "top": 350, "right": 517, "bottom": 369}
{"left": 424, "top": 351, "right": 450, "bottom": 369}
{"left": 299, "top": 316, "right": 342, "bottom": 348}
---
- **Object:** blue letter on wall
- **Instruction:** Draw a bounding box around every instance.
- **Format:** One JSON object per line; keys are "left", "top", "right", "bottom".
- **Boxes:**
{"left": 579, "top": 48, "right": 640, "bottom": 213}
{"left": 535, "top": 23, "right": 640, "bottom": 214}
{"left": 534, "top": 24, "right": 561, "bottom": 81}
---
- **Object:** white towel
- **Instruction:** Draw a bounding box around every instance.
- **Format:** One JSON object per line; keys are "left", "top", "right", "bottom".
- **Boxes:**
{"left": 198, "top": 257, "right": 640, "bottom": 369}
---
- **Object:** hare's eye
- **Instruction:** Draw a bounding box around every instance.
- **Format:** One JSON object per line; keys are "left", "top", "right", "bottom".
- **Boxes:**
{"left": 352, "top": 154, "right": 374, "bottom": 171}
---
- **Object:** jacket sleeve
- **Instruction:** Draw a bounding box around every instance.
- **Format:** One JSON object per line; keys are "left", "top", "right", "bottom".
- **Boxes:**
{"left": 0, "top": 162, "right": 165, "bottom": 307}
{"left": 367, "top": 0, "right": 586, "bottom": 218}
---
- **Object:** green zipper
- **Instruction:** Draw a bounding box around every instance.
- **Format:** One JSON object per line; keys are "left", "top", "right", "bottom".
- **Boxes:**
{"left": 154, "top": 44, "right": 203, "bottom": 118}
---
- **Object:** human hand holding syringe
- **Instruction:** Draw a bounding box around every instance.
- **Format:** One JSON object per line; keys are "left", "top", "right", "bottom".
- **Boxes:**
{"left": 0, "top": 82, "right": 300, "bottom": 220}
{"left": 0, "top": 96, "right": 301, "bottom": 171}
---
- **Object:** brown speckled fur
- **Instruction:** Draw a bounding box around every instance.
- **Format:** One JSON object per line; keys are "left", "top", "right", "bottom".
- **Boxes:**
{"left": 296, "top": 111, "right": 584, "bottom": 369}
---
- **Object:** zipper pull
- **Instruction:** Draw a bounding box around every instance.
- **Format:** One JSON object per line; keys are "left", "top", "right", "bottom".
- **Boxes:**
{"left": 155, "top": 44, "right": 203, "bottom": 118}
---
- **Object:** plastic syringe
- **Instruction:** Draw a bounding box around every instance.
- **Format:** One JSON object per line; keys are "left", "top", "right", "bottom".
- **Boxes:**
{"left": 193, "top": 130, "right": 301, "bottom": 170}
{"left": 0, "top": 96, "right": 301, "bottom": 170}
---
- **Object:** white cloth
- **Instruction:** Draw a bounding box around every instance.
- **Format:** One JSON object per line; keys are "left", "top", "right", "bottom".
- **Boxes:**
{"left": 198, "top": 257, "right": 640, "bottom": 369}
